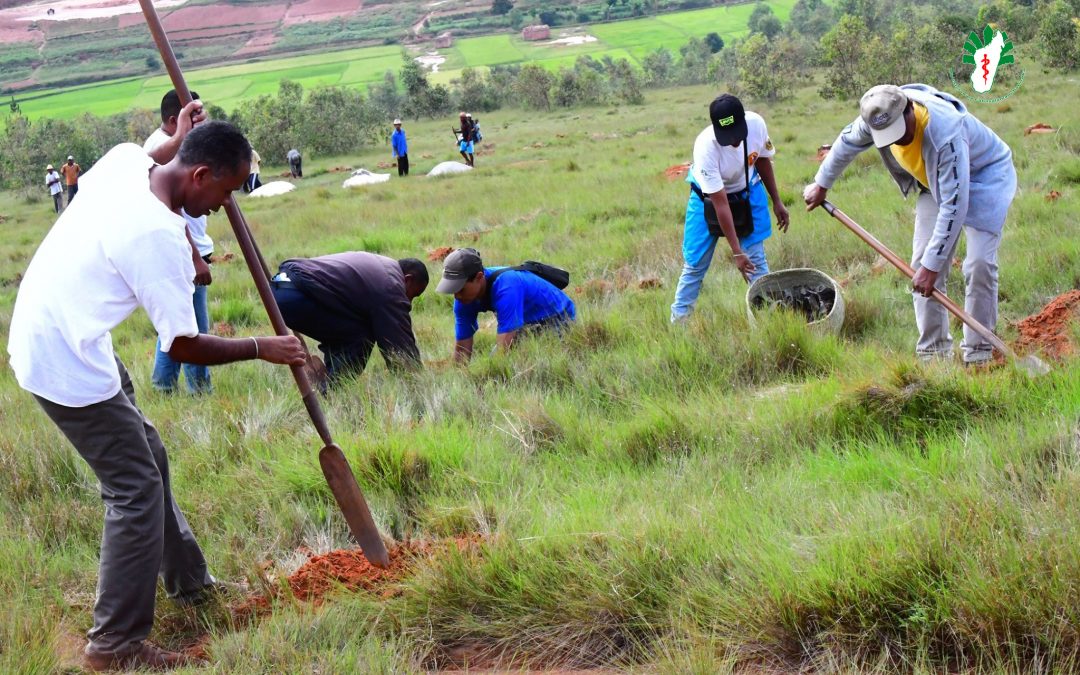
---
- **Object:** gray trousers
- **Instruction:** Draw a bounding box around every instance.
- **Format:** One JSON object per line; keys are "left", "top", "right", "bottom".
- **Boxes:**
{"left": 911, "top": 191, "right": 1001, "bottom": 364}
{"left": 34, "top": 357, "right": 212, "bottom": 655}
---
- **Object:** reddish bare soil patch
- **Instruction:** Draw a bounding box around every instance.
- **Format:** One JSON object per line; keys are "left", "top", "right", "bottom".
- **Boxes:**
{"left": 663, "top": 162, "right": 690, "bottom": 180}
{"left": 235, "top": 30, "right": 278, "bottom": 56}
{"left": 1014, "top": 290, "right": 1080, "bottom": 360}
{"left": 376, "top": 161, "right": 395, "bottom": 169}
{"left": 283, "top": 0, "right": 361, "bottom": 24}
{"left": 209, "top": 252, "right": 235, "bottom": 263}
{"left": 816, "top": 144, "right": 832, "bottom": 161}
{"left": 168, "top": 24, "right": 273, "bottom": 40}
{"left": 162, "top": 4, "right": 285, "bottom": 31}
{"left": 239, "top": 537, "right": 481, "bottom": 617}
{"left": 327, "top": 165, "right": 354, "bottom": 173}
{"left": 428, "top": 246, "right": 454, "bottom": 261}
{"left": 213, "top": 321, "right": 235, "bottom": 337}
{"left": 0, "top": 23, "right": 41, "bottom": 43}
{"left": 1025, "top": 122, "right": 1055, "bottom": 135}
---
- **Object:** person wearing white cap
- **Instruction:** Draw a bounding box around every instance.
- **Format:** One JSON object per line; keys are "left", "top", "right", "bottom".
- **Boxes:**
{"left": 391, "top": 118, "right": 409, "bottom": 177}
{"left": 45, "top": 164, "right": 63, "bottom": 213}
{"left": 804, "top": 84, "right": 1016, "bottom": 366}
{"left": 61, "top": 154, "right": 81, "bottom": 205}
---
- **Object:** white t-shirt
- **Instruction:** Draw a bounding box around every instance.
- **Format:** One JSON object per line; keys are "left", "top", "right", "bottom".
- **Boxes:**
{"left": 45, "top": 170, "right": 62, "bottom": 195}
{"left": 143, "top": 128, "right": 214, "bottom": 257}
{"left": 8, "top": 143, "right": 199, "bottom": 407}
{"left": 690, "top": 111, "right": 775, "bottom": 195}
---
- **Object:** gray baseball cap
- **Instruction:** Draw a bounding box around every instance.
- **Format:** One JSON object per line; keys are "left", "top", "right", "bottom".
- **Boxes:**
{"left": 860, "top": 84, "right": 909, "bottom": 148}
{"left": 436, "top": 247, "right": 484, "bottom": 294}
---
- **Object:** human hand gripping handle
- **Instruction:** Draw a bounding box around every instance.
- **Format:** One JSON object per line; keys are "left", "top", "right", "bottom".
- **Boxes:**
{"left": 174, "top": 99, "right": 207, "bottom": 140}
{"left": 803, "top": 183, "right": 828, "bottom": 211}
{"left": 254, "top": 335, "right": 307, "bottom": 366}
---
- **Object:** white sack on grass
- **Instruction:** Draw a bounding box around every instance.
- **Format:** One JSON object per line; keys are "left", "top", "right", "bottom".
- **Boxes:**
{"left": 248, "top": 181, "right": 296, "bottom": 198}
{"left": 427, "top": 161, "right": 473, "bottom": 176}
{"left": 342, "top": 169, "right": 392, "bottom": 188}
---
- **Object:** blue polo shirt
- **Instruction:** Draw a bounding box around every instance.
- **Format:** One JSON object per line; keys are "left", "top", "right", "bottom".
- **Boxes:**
{"left": 454, "top": 267, "right": 576, "bottom": 340}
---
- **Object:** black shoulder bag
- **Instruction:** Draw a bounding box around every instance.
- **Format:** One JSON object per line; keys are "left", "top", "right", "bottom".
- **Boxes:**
{"left": 690, "top": 142, "right": 754, "bottom": 239}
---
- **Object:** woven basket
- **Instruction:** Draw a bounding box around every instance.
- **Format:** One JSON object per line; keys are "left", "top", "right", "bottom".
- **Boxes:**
{"left": 746, "top": 268, "right": 845, "bottom": 334}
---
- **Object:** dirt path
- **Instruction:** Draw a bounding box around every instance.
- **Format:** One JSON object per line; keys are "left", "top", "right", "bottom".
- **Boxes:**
{"left": 412, "top": 11, "right": 430, "bottom": 37}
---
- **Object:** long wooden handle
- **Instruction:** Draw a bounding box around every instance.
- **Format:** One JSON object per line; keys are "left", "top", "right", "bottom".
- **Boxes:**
{"left": 138, "top": 0, "right": 334, "bottom": 443}
{"left": 821, "top": 200, "right": 1016, "bottom": 359}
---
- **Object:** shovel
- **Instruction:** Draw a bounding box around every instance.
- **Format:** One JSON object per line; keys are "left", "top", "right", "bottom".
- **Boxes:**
{"left": 820, "top": 201, "right": 1050, "bottom": 376}
{"left": 138, "top": 0, "right": 389, "bottom": 568}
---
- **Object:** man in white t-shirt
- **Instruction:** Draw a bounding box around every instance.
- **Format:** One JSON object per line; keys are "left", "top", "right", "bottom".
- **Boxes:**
{"left": 670, "top": 94, "right": 790, "bottom": 323}
{"left": 45, "top": 163, "right": 63, "bottom": 213}
{"left": 144, "top": 89, "right": 215, "bottom": 393}
{"left": 8, "top": 113, "right": 306, "bottom": 672}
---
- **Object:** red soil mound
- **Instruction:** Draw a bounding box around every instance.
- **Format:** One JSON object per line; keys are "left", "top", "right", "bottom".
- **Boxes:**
{"left": 663, "top": 162, "right": 690, "bottom": 180}
{"left": 1014, "top": 290, "right": 1080, "bottom": 360}
{"left": 288, "top": 546, "right": 411, "bottom": 602}
{"left": 1025, "top": 123, "right": 1055, "bottom": 135}
{"left": 428, "top": 246, "right": 454, "bottom": 261}
{"left": 241, "top": 536, "right": 482, "bottom": 614}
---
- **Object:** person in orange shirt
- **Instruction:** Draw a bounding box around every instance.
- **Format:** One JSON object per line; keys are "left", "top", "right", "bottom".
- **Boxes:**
{"left": 60, "top": 155, "right": 81, "bottom": 205}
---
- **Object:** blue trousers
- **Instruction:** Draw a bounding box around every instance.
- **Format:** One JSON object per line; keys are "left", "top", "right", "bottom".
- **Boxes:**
{"left": 152, "top": 285, "right": 211, "bottom": 393}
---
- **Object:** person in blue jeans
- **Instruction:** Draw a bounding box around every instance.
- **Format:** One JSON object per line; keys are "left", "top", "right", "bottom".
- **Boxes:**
{"left": 144, "top": 89, "right": 215, "bottom": 393}
{"left": 671, "top": 94, "right": 790, "bottom": 323}
{"left": 436, "top": 248, "right": 575, "bottom": 363}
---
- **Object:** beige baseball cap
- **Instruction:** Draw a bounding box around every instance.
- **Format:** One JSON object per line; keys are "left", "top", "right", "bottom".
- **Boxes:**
{"left": 860, "top": 85, "right": 909, "bottom": 148}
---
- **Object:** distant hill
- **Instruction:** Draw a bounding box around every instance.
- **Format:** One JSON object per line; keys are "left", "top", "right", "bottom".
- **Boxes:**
{"left": 0, "top": 0, "right": 734, "bottom": 93}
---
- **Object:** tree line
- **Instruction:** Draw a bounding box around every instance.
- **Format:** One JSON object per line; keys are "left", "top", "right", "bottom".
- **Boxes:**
{"left": 1, "top": 0, "right": 1077, "bottom": 190}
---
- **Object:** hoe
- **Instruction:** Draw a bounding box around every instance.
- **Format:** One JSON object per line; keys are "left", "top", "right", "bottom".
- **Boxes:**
{"left": 138, "top": 0, "right": 390, "bottom": 568}
{"left": 821, "top": 201, "right": 1050, "bottom": 376}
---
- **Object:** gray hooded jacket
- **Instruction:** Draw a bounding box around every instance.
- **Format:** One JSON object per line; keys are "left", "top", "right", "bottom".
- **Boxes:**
{"left": 814, "top": 84, "right": 1016, "bottom": 272}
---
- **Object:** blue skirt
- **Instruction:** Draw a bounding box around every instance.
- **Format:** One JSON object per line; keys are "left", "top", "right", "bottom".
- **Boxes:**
{"left": 682, "top": 177, "right": 771, "bottom": 266}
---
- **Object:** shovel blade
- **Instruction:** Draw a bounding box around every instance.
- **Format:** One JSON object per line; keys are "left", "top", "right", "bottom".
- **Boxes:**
{"left": 318, "top": 443, "right": 390, "bottom": 568}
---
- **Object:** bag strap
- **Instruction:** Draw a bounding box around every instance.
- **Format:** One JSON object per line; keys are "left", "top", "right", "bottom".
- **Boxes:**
{"left": 742, "top": 140, "right": 750, "bottom": 195}
{"left": 484, "top": 265, "right": 524, "bottom": 301}
{"left": 689, "top": 141, "right": 751, "bottom": 201}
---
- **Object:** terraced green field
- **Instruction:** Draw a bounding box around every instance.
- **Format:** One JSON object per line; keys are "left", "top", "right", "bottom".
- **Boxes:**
{"left": 8, "top": 0, "right": 796, "bottom": 120}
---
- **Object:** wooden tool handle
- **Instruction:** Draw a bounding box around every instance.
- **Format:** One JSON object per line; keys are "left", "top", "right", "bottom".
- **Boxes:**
{"left": 822, "top": 200, "right": 1015, "bottom": 358}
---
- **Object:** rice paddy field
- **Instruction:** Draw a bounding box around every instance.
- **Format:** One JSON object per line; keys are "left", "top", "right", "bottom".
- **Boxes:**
{"left": 7, "top": 0, "right": 796, "bottom": 120}
{"left": 1, "top": 60, "right": 1080, "bottom": 671}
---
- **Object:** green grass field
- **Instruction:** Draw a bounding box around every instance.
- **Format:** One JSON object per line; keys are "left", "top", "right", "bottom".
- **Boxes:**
{"left": 8, "top": 0, "right": 796, "bottom": 120}
{"left": 2, "top": 68, "right": 1080, "bottom": 671}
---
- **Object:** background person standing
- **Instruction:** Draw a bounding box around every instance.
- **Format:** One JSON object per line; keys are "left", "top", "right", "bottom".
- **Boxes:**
{"left": 246, "top": 147, "right": 262, "bottom": 192}
{"left": 61, "top": 154, "right": 81, "bottom": 205}
{"left": 45, "top": 164, "right": 63, "bottom": 213}
{"left": 144, "top": 89, "right": 215, "bottom": 394}
{"left": 391, "top": 119, "right": 409, "bottom": 177}
{"left": 456, "top": 112, "right": 475, "bottom": 167}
